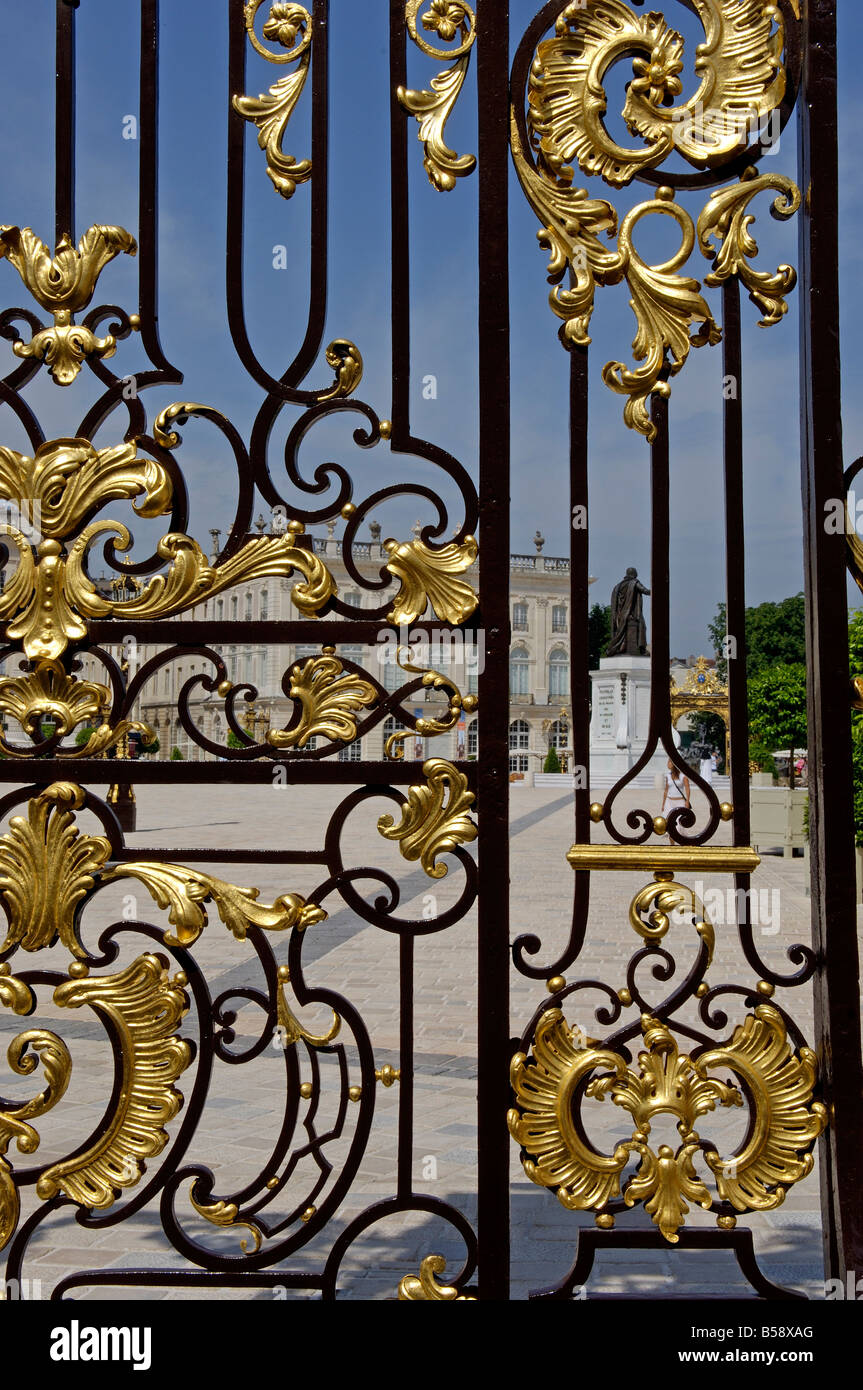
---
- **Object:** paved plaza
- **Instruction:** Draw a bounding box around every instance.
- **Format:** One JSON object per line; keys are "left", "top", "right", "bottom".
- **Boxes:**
{"left": 0, "top": 778, "right": 841, "bottom": 1301}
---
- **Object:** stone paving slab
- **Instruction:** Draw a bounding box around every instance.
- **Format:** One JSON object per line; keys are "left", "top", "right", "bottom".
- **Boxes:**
{"left": 0, "top": 781, "right": 852, "bottom": 1301}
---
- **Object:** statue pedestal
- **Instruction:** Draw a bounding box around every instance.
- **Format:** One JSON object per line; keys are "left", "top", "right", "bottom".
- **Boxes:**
{"left": 588, "top": 657, "right": 672, "bottom": 788}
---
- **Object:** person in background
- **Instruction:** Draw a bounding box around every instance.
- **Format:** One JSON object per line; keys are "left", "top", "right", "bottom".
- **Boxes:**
{"left": 660, "top": 758, "right": 690, "bottom": 832}
{"left": 699, "top": 748, "right": 713, "bottom": 784}
{"left": 710, "top": 749, "right": 718, "bottom": 776}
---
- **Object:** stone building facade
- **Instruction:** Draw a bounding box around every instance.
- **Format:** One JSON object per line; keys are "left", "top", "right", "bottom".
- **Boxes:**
{"left": 72, "top": 530, "right": 588, "bottom": 769}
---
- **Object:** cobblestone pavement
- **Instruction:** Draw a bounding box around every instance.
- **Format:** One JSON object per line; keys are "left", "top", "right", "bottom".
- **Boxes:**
{"left": 0, "top": 779, "right": 845, "bottom": 1302}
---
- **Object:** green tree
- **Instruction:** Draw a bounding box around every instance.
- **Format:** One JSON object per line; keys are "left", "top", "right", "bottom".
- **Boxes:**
{"left": 227, "top": 730, "right": 248, "bottom": 749}
{"left": 747, "top": 663, "right": 807, "bottom": 756}
{"left": 170, "top": 746, "right": 184, "bottom": 760}
{"left": 588, "top": 603, "right": 611, "bottom": 670}
{"left": 139, "top": 735, "right": 160, "bottom": 756}
{"left": 543, "top": 744, "right": 561, "bottom": 773}
{"left": 708, "top": 595, "right": 806, "bottom": 679}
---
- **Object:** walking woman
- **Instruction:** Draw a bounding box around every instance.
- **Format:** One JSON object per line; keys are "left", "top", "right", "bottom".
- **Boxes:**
{"left": 660, "top": 757, "right": 690, "bottom": 828}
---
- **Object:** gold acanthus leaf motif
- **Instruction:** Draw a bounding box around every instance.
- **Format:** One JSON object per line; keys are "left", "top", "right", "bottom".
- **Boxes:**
{"left": 601, "top": 195, "right": 722, "bottom": 441}
{"left": 0, "top": 784, "right": 111, "bottom": 957}
{"left": 189, "top": 1185, "right": 263, "bottom": 1254}
{"left": 232, "top": 4, "right": 313, "bottom": 199}
{"left": 377, "top": 758, "right": 477, "bottom": 879}
{"left": 266, "top": 646, "right": 378, "bottom": 749}
{"left": 102, "top": 861, "right": 327, "bottom": 949}
{"left": 398, "top": 56, "right": 477, "bottom": 192}
{"left": 399, "top": 0, "right": 477, "bottom": 192}
{"left": 0, "top": 1029, "right": 72, "bottom": 1251}
{"left": 0, "top": 225, "right": 138, "bottom": 383}
{"left": 528, "top": 0, "right": 787, "bottom": 189}
{"left": 512, "top": 117, "right": 722, "bottom": 440}
{"left": 0, "top": 438, "right": 335, "bottom": 659}
{"left": 383, "top": 535, "right": 478, "bottom": 625}
{"left": 696, "top": 1005, "right": 828, "bottom": 1211}
{"left": 0, "top": 659, "right": 155, "bottom": 759}
{"left": 398, "top": 1253, "right": 476, "bottom": 1300}
{"left": 697, "top": 167, "right": 802, "bottom": 326}
{"left": 0, "top": 437, "right": 172, "bottom": 540}
{"left": 36, "top": 956, "right": 192, "bottom": 1210}
{"left": 510, "top": 1007, "right": 825, "bottom": 1243}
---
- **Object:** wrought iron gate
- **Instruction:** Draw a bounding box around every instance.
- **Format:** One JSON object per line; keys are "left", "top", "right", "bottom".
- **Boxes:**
{"left": 0, "top": 0, "right": 859, "bottom": 1306}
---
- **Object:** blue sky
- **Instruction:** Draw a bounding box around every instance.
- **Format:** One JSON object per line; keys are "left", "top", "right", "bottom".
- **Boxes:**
{"left": 0, "top": 0, "right": 859, "bottom": 654}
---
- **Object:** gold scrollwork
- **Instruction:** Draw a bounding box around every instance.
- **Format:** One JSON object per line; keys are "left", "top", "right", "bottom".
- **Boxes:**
{"left": 398, "top": 1253, "right": 476, "bottom": 1300}
{"left": 0, "top": 436, "right": 336, "bottom": 661}
{"left": 36, "top": 956, "right": 192, "bottom": 1209}
{"left": 189, "top": 1186, "right": 264, "bottom": 1255}
{"left": 629, "top": 874, "right": 715, "bottom": 970}
{"left": 233, "top": 2, "right": 313, "bottom": 199}
{"left": 378, "top": 758, "right": 477, "bottom": 878}
{"left": 104, "top": 862, "right": 326, "bottom": 950}
{"left": 0, "top": 225, "right": 139, "bottom": 383}
{"left": 509, "top": 1005, "right": 826, "bottom": 1244}
{"left": 0, "top": 1028, "right": 72, "bottom": 1250}
{"left": 274, "top": 963, "right": 341, "bottom": 1049}
{"left": 527, "top": 0, "right": 788, "bottom": 189}
{"left": 398, "top": 1, "right": 478, "bottom": 192}
{"left": 384, "top": 534, "right": 479, "bottom": 625}
{"left": 0, "top": 659, "right": 154, "bottom": 759}
{"left": 384, "top": 648, "right": 477, "bottom": 759}
{"left": 697, "top": 167, "right": 802, "bottom": 325}
{"left": 266, "top": 646, "right": 378, "bottom": 750}
{"left": 512, "top": 4, "right": 799, "bottom": 440}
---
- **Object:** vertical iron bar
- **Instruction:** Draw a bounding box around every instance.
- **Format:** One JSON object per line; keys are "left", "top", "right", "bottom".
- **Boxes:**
{"left": 389, "top": 0, "right": 410, "bottom": 437}
{"left": 397, "top": 933, "right": 414, "bottom": 1198}
{"left": 648, "top": 394, "right": 670, "bottom": 733}
{"left": 55, "top": 0, "right": 77, "bottom": 244}
{"left": 476, "top": 0, "right": 510, "bottom": 1301}
{"left": 570, "top": 347, "right": 590, "bottom": 842}
{"left": 798, "top": 0, "right": 863, "bottom": 1279}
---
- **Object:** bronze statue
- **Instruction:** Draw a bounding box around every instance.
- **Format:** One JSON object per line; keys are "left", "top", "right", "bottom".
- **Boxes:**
{"left": 607, "top": 567, "right": 650, "bottom": 657}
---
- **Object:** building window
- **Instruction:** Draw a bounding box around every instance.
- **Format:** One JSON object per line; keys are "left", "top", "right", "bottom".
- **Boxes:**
{"left": 509, "top": 719, "right": 529, "bottom": 751}
{"left": 260, "top": 590, "right": 268, "bottom": 620}
{"left": 510, "top": 752, "right": 529, "bottom": 772}
{"left": 552, "top": 605, "right": 567, "bottom": 632}
{"left": 510, "top": 649, "right": 529, "bottom": 698}
{"left": 216, "top": 599, "right": 224, "bottom": 622}
{"left": 467, "top": 669, "right": 478, "bottom": 695}
{"left": 513, "top": 602, "right": 528, "bottom": 631}
{"left": 340, "top": 645, "right": 364, "bottom": 668}
{"left": 548, "top": 648, "right": 569, "bottom": 698}
{"left": 549, "top": 719, "right": 568, "bottom": 751}
{"left": 467, "top": 719, "right": 478, "bottom": 757}
{"left": 245, "top": 592, "right": 252, "bottom": 620}
{"left": 231, "top": 596, "right": 238, "bottom": 621}
{"left": 383, "top": 657, "right": 401, "bottom": 692}
{"left": 338, "top": 739, "right": 363, "bottom": 762}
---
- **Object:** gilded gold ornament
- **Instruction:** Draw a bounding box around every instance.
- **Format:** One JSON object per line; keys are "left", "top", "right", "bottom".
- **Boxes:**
{"left": 0, "top": 224, "right": 138, "bottom": 383}
{"left": 0, "top": 784, "right": 111, "bottom": 957}
{"left": 510, "top": 1006, "right": 826, "bottom": 1243}
{"left": 629, "top": 875, "right": 715, "bottom": 970}
{"left": 232, "top": 3, "right": 313, "bottom": 199}
{"left": 267, "top": 646, "right": 378, "bottom": 750}
{"left": 696, "top": 1005, "right": 828, "bottom": 1211}
{"left": 378, "top": 758, "right": 477, "bottom": 878}
{"left": 399, "top": 1, "right": 477, "bottom": 192}
{"left": 319, "top": 339, "right": 364, "bottom": 400}
{"left": 37, "top": 955, "right": 192, "bottom": 1209}
{"left": 275, "top": 964, "right": 340, "bottom": 1048}
{"left": 398, "top": 1253, "right": 476, "bottom": 1300}
{"left": 527, "top": 0, "right": 787, "bottom": 189}
{"left": 697, "top": 168, "right": 801, "bottom": 325}
{"left": 0, "top": 659, "right": 154, "bottom": 759}
{"left": 0, "top": 1029, "right": 72, "bottom": 1250}
{"left": 189, "top": 1187, "right": 263, "bottom": 1254}
{"left": 384, "top": 534, "right": 478, "bottom": 625}
{"left": 384, "top": 648, "right": 476, "bottom": 759}
{"left": 104, "top": 861, "right": 326, "bottom": 950}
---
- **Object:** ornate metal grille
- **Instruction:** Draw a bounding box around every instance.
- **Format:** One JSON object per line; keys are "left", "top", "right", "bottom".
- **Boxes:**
{"left": 0, "top": 0, "right": 858, "bottom": 1305}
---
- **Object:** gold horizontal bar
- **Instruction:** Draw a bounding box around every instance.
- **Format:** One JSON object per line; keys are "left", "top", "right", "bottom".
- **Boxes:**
{"left": 566, "top": 845, "right": 761, "bottom": 874}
